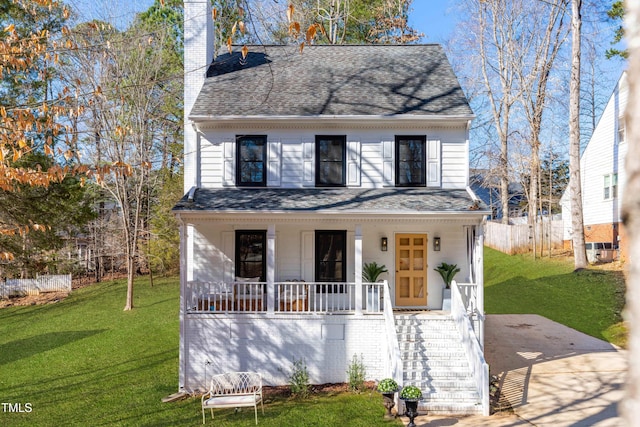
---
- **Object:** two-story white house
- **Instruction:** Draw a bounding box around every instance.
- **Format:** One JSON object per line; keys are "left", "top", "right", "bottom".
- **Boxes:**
{"left": 175, "top": 0, "right": 490, "bottom": 416}
{"left": 561, "top": 72, "right": 628, "bottom": 261}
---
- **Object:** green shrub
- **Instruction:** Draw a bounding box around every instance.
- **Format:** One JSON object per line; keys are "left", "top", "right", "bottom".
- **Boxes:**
{"left": 289, "top": 358, "right": 310, "bottom": 399}
{"left": 346, "top": 353, "right": 367, "bottom": 393}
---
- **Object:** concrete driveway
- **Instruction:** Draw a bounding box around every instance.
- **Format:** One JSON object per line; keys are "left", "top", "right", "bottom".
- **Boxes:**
{"left": 403, "top": 314, "right": 627, "bottom": 427}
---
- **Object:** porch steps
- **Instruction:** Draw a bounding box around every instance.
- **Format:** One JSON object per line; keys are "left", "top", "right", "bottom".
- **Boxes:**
{"left": 395, "top": 314, "right": 482, "bottom": 416}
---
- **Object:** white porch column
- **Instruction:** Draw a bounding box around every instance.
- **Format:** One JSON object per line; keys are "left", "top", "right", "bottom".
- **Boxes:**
{"left": 476, "top": 222, "right": 485, "bottom": 350}
{"left": 355, "top": 225, "right": 363, "bottom": 316}
{"left": 267, "top": 224, "right": 276, "bottom": 314}
{"left": 177, "top": 216, "right": 188, "bottom": 391}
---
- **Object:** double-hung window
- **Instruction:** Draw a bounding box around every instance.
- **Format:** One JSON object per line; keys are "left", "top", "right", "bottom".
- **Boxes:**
{"left": 235, "top": 231, "right": 266, "bottom": 281}
{"left": 316, "top": 136, "right": 346, "bottom": 186}
{"left": 315, "top": 230, "right": 346, "bottom": 293}
{"left": 236, "top": 135, "right": 266, "bottom": 186}
{"left": 396, "top": 136, "right": 426, "bottom": 187}
{"left": 604, "top": 174, "right": 618, "bottom": 200}
{"left": 618, "top": 116, "right": 626, "bottom": 144}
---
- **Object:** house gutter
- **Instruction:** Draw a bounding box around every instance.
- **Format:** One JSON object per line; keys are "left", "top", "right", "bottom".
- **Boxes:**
{"left": 188, "top": 114, "right": 476, "bottom": 123}
{"left": 172, "top": 209, "right": 491, "bottom": 221}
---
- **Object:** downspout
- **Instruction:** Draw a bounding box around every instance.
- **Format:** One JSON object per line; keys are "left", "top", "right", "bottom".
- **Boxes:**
{"left": 355, "top": 225, "right": 363, "bottom": 315}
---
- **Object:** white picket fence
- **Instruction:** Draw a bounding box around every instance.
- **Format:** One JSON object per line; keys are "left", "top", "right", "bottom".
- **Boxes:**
{"left": 0, "top": 274, "right": 72, "bottom": 298}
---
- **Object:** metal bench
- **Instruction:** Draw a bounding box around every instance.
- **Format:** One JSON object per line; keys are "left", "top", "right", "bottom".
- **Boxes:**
{"left": 201, "top": 371, "right": 263, "bottom": 424}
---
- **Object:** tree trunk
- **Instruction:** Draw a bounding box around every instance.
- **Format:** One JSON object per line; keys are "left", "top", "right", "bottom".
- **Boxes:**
{"left": 569, "top": 0, "right": 587, "bottom": 270}
{"left": 622, "top": 0, "right": 640, "bottom": 422}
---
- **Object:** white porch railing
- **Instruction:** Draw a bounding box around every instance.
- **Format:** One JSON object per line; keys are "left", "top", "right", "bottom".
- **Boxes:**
{"left": 186, "top": 280, "right": 385, "bottom": 314}
{"left": 451, "top": 280, "right": 489, "bottom": 416}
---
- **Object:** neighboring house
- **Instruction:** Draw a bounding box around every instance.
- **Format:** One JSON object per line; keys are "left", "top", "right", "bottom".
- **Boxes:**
{"left": 561, "top": 72, "right": 628, "bottom": 261}
{"left": 470, "top": 171, "right": 525, "bottom": 220}
{"left": 174, "top": 0, "right": 490, "bottom": 416}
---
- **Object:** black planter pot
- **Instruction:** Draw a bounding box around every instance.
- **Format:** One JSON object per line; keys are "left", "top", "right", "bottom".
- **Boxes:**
{"left": 401, "top": 399, "right": 420, "bottom": 427}
{"left": 381, "top": 392, "right": 397, "bottom": 419}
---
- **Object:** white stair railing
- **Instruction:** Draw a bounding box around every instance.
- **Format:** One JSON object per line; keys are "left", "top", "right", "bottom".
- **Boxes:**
{"left": 451, "top": 280, "right": 489, "bottom": 416}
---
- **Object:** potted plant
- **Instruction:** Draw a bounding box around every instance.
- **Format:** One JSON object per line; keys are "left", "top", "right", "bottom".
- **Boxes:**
{"left": 434, "top": 262, "right": 460, "bottom": 311}
{"left": 399, "top": 385, "right": 422, "bottom": 427}
{"left": 362, "top": 261, "right": 388, "bottom": 283}
{"left": 377, "top": 378, "right": 399, "bottom": 419}
{"left": 363, "top": 262, "right": 388, "bottom": 312}
{"left": 434, "top": 262, "right": 460, "bottom": 289}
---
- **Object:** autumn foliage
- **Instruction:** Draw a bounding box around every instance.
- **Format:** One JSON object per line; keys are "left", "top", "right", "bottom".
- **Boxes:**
{"left": 0, "top": 0, "right": 79, "bottom": 257}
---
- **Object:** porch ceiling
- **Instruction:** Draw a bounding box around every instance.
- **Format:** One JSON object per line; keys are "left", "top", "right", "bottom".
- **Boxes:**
{"left": 173, "top": 187, "right": 490, "bottom": 216}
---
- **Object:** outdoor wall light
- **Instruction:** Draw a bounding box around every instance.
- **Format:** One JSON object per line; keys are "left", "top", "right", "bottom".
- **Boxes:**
{"left": 433, "top": 237, "right": 441, "bottom": 251}
{"left": 381, "top": 237, "right": 388, "bottom": 251}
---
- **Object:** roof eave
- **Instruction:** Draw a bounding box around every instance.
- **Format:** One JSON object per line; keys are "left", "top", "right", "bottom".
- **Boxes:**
{"left": 172, "top": 208, "right": 490, "bottom": 217}
{"left": 188, "top": 113, "right": 476, "bottom": 123}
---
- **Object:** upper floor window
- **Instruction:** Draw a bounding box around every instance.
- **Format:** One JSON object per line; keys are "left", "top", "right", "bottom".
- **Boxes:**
{"left": 316, "top": 136, "right": 346, "bottom": 186}
{"left": 236, "top": 230, "right": 266, "bottom": 281}
{"left": 618, "top": 115, "right": 625, "bottom": 144}
{"left": 396, "top": 136, "right": 426, "bottom": 187}
{"left": 236, "top": 135, "right": 266, "bottom": 186}
{"left": 604, "top": 173, "right": 618, "bottom": 200}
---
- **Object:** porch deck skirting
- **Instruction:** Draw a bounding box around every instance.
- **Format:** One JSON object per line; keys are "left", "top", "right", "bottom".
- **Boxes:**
{"left": 181, "top": 312, "right": 387, "bottom": 393}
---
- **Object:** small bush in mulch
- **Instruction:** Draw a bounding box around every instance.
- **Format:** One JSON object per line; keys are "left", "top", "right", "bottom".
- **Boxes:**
{"left": 263, "top": 382, "right": 376, "bottom": 402}
{"left": 489, "top": 374, "right": 513, "bottom": 414}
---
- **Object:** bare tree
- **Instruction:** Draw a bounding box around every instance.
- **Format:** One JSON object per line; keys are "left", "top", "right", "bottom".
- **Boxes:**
{"left": 623, "top": 0, "right": 640, "bottom": 423}
{"left": 569, "top": 0, "right": 588, "bottom": 269}
{"left": 467, "top": 0, "right": 526, "bottom": 224}
{"left": 63, "top": 20, "right": 177, "bottom": 309}
{"left": 514, "top": 0, "right": 569, "bottom": 256}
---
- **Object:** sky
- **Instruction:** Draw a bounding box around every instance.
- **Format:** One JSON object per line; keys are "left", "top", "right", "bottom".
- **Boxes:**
{"left": 66, "top": 0, "right": 458, "bottom": 42}
{"left": 409, "top": 0, "right": 456, "bottom": 43}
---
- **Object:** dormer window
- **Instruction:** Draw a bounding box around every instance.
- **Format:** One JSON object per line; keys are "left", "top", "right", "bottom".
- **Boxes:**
{"left": 236, "top": 135, "right": 266, "bottom": 186}
{"left": 396, "top": 136, "right": 426, "bottom": 187}
{"left": 316, "top": 136, "right": 346, "bottom": 186}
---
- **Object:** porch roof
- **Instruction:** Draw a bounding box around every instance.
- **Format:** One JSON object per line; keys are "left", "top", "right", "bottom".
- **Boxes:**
{"left": 173, "top": 187, "right": 489, "bottom": 215}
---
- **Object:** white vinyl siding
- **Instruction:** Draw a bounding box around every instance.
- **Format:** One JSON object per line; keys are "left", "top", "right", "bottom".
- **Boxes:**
{"left": 196, "top": 127, "right": 469, "bottom": 190}
{"left": 566, "top": 72, "right": 628, "bottom": 229}
{"left": 441, "top": 141, "right": 467, "bottom": 189}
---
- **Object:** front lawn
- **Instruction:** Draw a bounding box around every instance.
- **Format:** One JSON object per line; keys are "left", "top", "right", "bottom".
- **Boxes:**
{"left": 0, "top": 277, "right": 398, "bottom": 426}
{"left": 484, "top": 247, "right": 627, "bottom": 347}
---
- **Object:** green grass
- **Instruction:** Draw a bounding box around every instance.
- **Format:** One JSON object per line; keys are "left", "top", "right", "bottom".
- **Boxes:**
{"left": 484, "top": 247, "right": 627, "bottom": 347}
{"left": 0, "top": 249, "right": 626, "bottom": 425}
{"left": 0, "top": 277, "right": 400, "bottom": 427}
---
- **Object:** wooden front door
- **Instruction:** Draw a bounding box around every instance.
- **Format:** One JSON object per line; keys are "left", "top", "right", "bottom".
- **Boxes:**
{"left": 395, "top": 234, "right": 428, "bottom": 307}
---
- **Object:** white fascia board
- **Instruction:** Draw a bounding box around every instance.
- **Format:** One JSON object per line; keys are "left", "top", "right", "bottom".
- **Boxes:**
{"left": 188, "top": 114, "right": 475, "bottom": 125}
{"left": 174, "top": 209, "right": 490, "bottom": 221}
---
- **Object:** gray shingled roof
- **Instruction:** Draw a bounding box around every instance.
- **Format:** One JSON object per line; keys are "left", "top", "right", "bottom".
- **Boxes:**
{"left": 173, "top": 187, "right": 488, "bottom": 215}
{"left": 190, "top": 45, "right": 473, "bottom": 118}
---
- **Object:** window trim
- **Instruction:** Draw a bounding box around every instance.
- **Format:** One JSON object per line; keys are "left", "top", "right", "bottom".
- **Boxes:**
{"left": 235, "top": 230, "right": 267, "bottom": 281}
{"left": 395, "top": 135, "right": 427, "bottom": 187}
{"left": 603, "top": 173, "right": 618, "bottom": 200}
{"left": 315, "top": 135, "right": 346, "bottom": 187}
{"left": 236, "top": 135, "right": 267, "bottom": 187}
{"left": 618, "top": 115, "right": 625, "bottom": 144}
{"left": 315, "top": 230, "right": 347, "bottom": 293}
